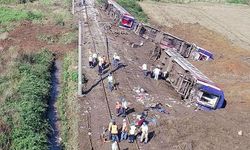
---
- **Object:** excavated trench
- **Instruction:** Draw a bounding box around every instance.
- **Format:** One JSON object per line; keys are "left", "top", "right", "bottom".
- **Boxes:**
{"left": 48, "top": 59, "right": 61, "bottom": 150}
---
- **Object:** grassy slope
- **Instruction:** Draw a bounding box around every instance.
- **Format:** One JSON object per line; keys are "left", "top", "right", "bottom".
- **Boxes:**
{"left": 0, "top": 50, "right": 54, "bottom": 150}
{"left": 57, "top": 51, "right": 79, "bottom": 149}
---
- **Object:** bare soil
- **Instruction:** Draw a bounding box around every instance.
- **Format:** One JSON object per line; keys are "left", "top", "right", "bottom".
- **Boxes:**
{"left": 0, "top": 21, "right": 75, "bottom": 55}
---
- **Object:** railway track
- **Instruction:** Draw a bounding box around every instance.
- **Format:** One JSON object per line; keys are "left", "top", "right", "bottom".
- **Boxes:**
{"left": 74, "top": 0, "right": 147, "bottom": 150}
{"left": 75, "top": 0, "right": 141, "bottom": 149}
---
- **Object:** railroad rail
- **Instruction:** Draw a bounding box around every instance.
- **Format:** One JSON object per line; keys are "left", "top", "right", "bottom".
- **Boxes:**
{"left": 76, "top": 0, "right": 142, "bottom": 149}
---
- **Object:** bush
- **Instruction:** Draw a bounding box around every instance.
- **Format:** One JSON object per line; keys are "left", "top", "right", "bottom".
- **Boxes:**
{"left": 116, "top": 0, "right": 148, "bottom": 22}
{"left": 0, "top": 50, "right": 54, "bottom": 149}
{"left": 0, "top": 7, "right": 42, "bottom": 25}
{"left": 228, "top": 0, "right": 250, "bottom": 4}
{"left": 59, "top": 32, "right": 77, "bottom": 44}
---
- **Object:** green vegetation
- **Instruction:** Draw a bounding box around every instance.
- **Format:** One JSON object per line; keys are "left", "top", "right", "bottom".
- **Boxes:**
{"left": 0, "top": 7, "right": 42, "bottom": 25}
{"left": 37, "top": 31, "right": 77, "bottom": 45}
{"left": 0, "top": 7, "right": 43, "bottom": 33}
{"left": 57, "top": 52, "right": 79, "bottom": 149}
{"left": 116, "top": 0, "right": 148, "bottom": 22}
{"left": 0, "top": 0, "right": 16, "bottom": 4}
{"left": 153, "top": 0, "right": 250, "bottom": 4}
{"left": 59, "top": 32, "right": 77, "bottom": 45}
{"left": 228, "top": 0, "right": 249, "bottom": 4}
{"left": 0, "top": 50, "right": 54, "bottom": 150}
{"left": 0, "top": 0, "right": 37, "bottom": 4}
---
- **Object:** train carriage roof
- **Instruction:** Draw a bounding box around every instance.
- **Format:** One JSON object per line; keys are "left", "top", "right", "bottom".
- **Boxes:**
{"left": 165, "top": 49, "right": 215, "bottom": 85}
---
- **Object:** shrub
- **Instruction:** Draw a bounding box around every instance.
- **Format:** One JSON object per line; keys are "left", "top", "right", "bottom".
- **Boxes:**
{"left": 116, "top": 0, "right": 148, "bottom": 22}
{"left": 0, "top": 50, "right": 54, "bottom": 149}
{"left": 228, "top": 0, "right": 250, "bottom": 4}
{"left": 0, "top": 7, "right": 42, "bottom": 25}
{"left": 59, "top": 32, "right": 77, "bottom": 44}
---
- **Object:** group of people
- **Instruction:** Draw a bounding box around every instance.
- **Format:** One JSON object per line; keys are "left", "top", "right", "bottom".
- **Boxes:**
{"left": 88, "top": 52, "right": 108, "bottom": 74}
{"left": 88, "top": 52, "right": 122, "bottom": 75}
{"left": 141, "top": 63, "right": 166, "bottom": 80}
{"left": 109, "top": 118, "right": 149, "bottom": 147}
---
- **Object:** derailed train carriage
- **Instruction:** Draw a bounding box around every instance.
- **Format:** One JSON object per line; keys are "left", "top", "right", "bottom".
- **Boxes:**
{"left": 102, "top": 0, "right": 136, "bottom": 30}
{"left": 161, "top": 49, "right": 225, "bottom": 110}
{"left": 134, "top": 23, "right": 197, "bottom": 58}
{"left": 133, "top": 23, "right": 214, "bottom": 60}
{"left": 101, "top": 0, "right": 224, "bottom": 110}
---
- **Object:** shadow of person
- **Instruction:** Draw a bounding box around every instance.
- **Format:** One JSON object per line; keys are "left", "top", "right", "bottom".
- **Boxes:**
{"left": 147, "top": 131, "right": 155, "bottom": 143}
{"left": 126, "top": 108, "right": 135, "bottom": 115}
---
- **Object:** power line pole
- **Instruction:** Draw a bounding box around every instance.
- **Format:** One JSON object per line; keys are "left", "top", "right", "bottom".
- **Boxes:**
{"left": 72, "top": 0, "right": 74, "bottom": 15}
{"left": 78, "top": 21, "right": 83, "bottom": 96}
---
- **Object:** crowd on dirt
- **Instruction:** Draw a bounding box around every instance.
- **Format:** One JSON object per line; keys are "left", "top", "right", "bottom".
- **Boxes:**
{"left": 87, "top": 51, "right": 169, "bottom": 150}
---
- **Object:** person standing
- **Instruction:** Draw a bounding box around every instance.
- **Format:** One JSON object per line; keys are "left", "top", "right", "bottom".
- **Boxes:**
{"left": 112, "top": 53, "right": 121, "bottom": 68}
{"left": 98, "top": 56, "right": 104, "bottom": 75}
{"left": 115, "top": 101, "right": 122, "bottom": 116}
{"left": 128, "top": 122, "right": 137, "bottom": 143}
{"left": 92, "top": 53, "right": 98, "bottom": 67}
{"left": 111, "top": 141, "right": 118, "bottom": 150}
{"left": 140, "top": 122, "right": 149, "bottom": 144}
{"left": 111, "top": 122, "right": 119, "bottom": 142}
{"left": 120, "top": 119, "right": 128, "bottom": 141}
{"left": 121, "top": 98, "right": 128, "bottom": 117}
{"left": 107, "top": 73, "right": 114, "bottom": 92}
{"left": 89, "top": 54, "right": 93, "bottom": 68}
{"left": 108, "top": 119, "right": 115, "bottom": 140}
{"left": 153, "top": 67, "right": 161, "bottom": 80}
{"left": 141, "top": 63, "right": 148, "bottom": 78}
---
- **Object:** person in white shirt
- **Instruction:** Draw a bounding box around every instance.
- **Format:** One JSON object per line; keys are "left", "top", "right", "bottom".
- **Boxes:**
{"left": 112, "top": 53, "right": 121, "bottom": 68}
{"left": 98, "top": 56, "right": 104, "bottom": 74}
{"left": 107, "top": 73, "right": 113, "bottom": 92}
{"left": 120, "top": 98, "right": 128, "bottom": 117}
{"left": 88, "top": 55, "right": 93, "bottom": 68}
{"left": 140, "top": 122, "right": 149, "bottom": 144}
{"left": 92, "top": 53, "right": 98, "bottom": 66}
{"left": 128, "top": 122, "right": 137, "bottom": 143}
{"left": 111, "top": 141, "right": 118, "bottom": 150}
{"left": 141, "top": 63, "right": 148, "bottom": 78}
{"left": 153, "top": 67, "right": 161, "bottom": 80}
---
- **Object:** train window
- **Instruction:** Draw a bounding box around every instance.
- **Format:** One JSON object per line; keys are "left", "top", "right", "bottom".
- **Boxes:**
{"left": 199, "top": 92, "right": 219, "bottom": 108}
{"left": 121, "top": 16, "right": 133, "bottom": 28}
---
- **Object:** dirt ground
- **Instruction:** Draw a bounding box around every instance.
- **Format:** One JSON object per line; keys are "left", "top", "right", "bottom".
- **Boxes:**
{"left": 0, "top": 21, "right": 75, "bottom": 54}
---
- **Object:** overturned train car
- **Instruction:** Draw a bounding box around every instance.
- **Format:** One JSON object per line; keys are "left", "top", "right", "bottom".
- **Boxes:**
{"left": 134, "top": 23, "right": 197, "bottom": 58}
{"left": 102, "top": 0, "right": 136, "bottom": 30}
{"left": 161, "top": 49, "right": 225, "bottom": 110}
